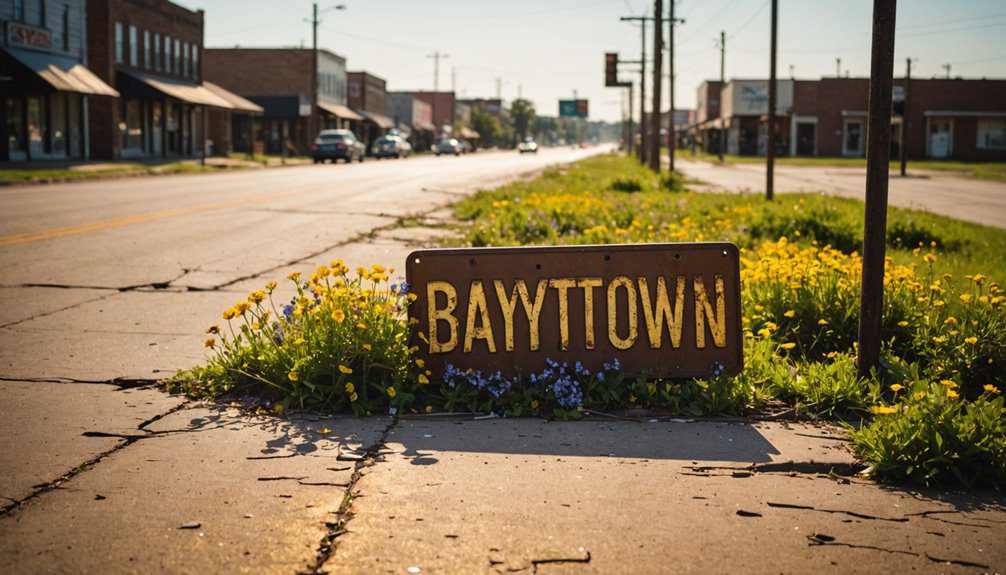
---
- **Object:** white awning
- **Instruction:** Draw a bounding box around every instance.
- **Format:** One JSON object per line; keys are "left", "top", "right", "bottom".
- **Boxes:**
{"left": 203, "top": 82, "right": 263, "bottom": 113}
{"left": 5, "top": 47, "right": 118, "bottom": 96}
{"left": 319, "top": 102, "right": 364, "bottom": 121}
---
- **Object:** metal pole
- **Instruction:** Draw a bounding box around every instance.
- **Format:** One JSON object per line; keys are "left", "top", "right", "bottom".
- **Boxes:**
{"left": 857, "top": 0, "right": 898, "bottom": 378}
{"left": 627, "top": 83, "right": 634, "bottom": 156}
{"left": 900, "top": 57, "right": 911, "bottom": 177}
{"left": 766, "top": 0, "right": 777, "bottom": 200}
{"left": 718, "top": 31, "right": 725, "bottom": 162}
{"left": 311, "top": 3, "right": 318, "bottom": 141}
{"left": 650, "top": 0, "right": 662, "bottom": 173}
{"left": 668, "top": 0, "right": 681, "bottom": 172}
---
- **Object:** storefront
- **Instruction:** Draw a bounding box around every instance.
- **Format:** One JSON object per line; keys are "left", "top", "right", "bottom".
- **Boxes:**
{"left": 318, "top": 102, "right": 362, "bottom": 131}
{"left": 114, "top": 69, "right": 250, "bottom": 158}
{"left": 2, "top": 21, "right": 118, "bottom": 162}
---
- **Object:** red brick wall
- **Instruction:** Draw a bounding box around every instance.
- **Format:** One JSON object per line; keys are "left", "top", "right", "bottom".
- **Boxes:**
{"left": 86, "top": 0, "right": 204, "bottom": 158}
{"left": 203, "top": 49, "right": 313, "bottom": 96}
{"left": 904, "top": 80, "right": 1006, "bottom": 160}
{"left": 410, "top": 91, "right": 456, "bottom": 128}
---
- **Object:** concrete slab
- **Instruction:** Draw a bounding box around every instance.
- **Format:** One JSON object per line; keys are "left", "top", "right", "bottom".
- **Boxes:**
{"left": 0, "top": 380, "right": 184, "bottom": 505}
{"left": 0, "top": 327, "right": 206, "bottom": 381}
{"left": 325, "top": 419, "right": 1006, "bottom": 574}
{"left": 0, "top": 286, "right": 116, "bottom": 328}
{"left": 375, "top": 226, "right": 457, "bottom": 247}
{"left": 0, "top": 407, "right": 391, "bottom": 575}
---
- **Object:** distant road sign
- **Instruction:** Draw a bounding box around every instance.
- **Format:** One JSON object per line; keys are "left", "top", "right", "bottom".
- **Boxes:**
{"left": 559, "top": 99, "right": 589, "bottom": 118}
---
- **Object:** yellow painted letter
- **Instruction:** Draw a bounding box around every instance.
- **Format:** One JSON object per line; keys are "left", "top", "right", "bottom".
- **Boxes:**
{"left": 463, "top": 280, "right": 496, "bottom": 353}
{"left": 638, "top": 276, "right": 686, "bottom": 349}
{"left": 578, "top": 278, "right": 603, "bottom": 349}
{"left": 494, "top": 280, "right": 520, "bottom": 351}
{"left": 607, "top": 276, "right": 638, "bottom": 349}
{"left": 694, "top": 275, "right": 727, "bottom": 349}
{"left": 427, "top": 280, "right": 458, "bottom": 353}
{"left": 517, "top": 279, "right": 549, "bottom": 351}
{"left": 549, "top": 278, "right": 577, "bottom": 351}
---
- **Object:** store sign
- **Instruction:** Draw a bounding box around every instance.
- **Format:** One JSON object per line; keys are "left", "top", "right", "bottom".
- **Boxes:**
{"left": 407, "top": 243, "right": 743, "bottom": 379}
{"left": 6, "top": 21, "right": 52, "bottom": 51}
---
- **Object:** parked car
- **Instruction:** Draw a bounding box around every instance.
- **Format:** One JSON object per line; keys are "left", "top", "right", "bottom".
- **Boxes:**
{"left": 435, "top": 138, "right": 464, "bottom": 156}
{"left": 373, "top": 135, "right": 412, "bottom": 159}
{"left": 312, "top": 129, "right": 365, "bottom": 163}
{"left": 518, "top": 137, "right": 538, "bottom": 154}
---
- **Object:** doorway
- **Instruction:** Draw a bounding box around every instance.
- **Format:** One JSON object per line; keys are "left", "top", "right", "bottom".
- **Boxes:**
{"left": 928, "top": 117, "right": 952, "bottom": 159}
{"left": 796, "top": 122, "right": 816, "bottom": 156}
{"left": 843, "top": 119, "right": 864, "bottom": 157}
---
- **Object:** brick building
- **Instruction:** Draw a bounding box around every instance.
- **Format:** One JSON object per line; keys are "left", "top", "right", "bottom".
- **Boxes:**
{"left": 387, "top": 92, "right": 434, "bottom": 150}
{"left": 1, "top": 0, "right": 118, "bottom": 162}
{"left": 347, "top": 70, "right": 392, "bottom": 152}
{"left": 84, "top": 0, "right": 255, "bottom": 159}
{"left": 204, "top": 48, "right": 355, "bottom": 156}
{"left": 409, "top": 91, "right": 455, "bottom": 135}
{"left": 690, "top": 76, "right": 1006, "bottom": 161}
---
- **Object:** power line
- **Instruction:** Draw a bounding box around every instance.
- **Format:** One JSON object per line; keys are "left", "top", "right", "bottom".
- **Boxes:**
{"left": 726, "top": 0, "right": 768, "bottom": 39}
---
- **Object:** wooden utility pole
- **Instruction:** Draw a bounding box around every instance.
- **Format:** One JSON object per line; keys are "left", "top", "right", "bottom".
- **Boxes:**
{"left": 627, "top": 82, "right": 634, "bottom": 155}
{"left": 718, "top": 30, "right": 725, "bottom": 161}
{"left": 765, "top": 0, "right": 777, "bottom": 201}
{"left": 857, "top": 0, "right": 898, "bottom": 378}
{"left": 900, "top": 57, "right": 913, "bottom": 177}
{"left": 650, "top": 0, "right": 662, "bottom": 173}
{"left": 427, "top": 51, "right": 449, "bottom": 132}
{"left": 668, "top": 0, "right": 683, "bottom": 172}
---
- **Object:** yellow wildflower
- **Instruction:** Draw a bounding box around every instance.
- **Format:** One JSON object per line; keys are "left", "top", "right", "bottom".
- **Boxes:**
{"left": 871, "top": 405, "right": 898, "bottom": 415}
{"left": 204, "top": 338, "right": 215, "bottom": 348}
{"left": 339, "top": 365, "right": 353, "bottom": 374}
{"left": 345, "top": 382, "right": 355, "bottom": 393}
{"left": 331, "top": 309, "right": 346, "bottom": 323}
{"left": 818, "top": 319, "right": 829, "bottom": 326}
{"left": 357, "top": 322, "right": 367, "bottom": 329}
{"left": 779, "top": 343, "right": 796, "bottom": 350}
{"left": 235, "top": 301, "right": 252, "bottom": 314}
{"left": 964, "top": 336, "right": 978, "bottom": 345}
{"left": 959, "top": 294, "right": 972, "bottom": 303}
{"left": 932, "top": 336, "right": 947, "bottom": 343}
{"left": 248, "top": 290, "right": 266, "bottom": 304}
{"left": 288, "top": 372, "right": 299, "bottom": 382}
{"left": 531, "top": 400, "right": 539, "bottom": 410}
{"left": 363, "top": 343, "right": 372, "bottom": 351}
{"left": 783, "top": 310, "right": 795, "bottom": 318}
{"left": 946, "top": 389, "right": 959, "bottom": 399}
{"left": 939, "top": 379, "right": 958, "bottom": 388}
{"left": 897, "top": 321, "right": 908, "bottom": 327}
{"left": 273, "top": 403, "right": 285, "bottom": 414}
{"left": 418, "top": 374, "right": 429, "bottom": 384}
{"left": 923, "top": 253, "right": 937, "bottom": 263}
{"left": 293, "top": 337, "right": 306, "bottom": 346}
{"left": 287, "top": 271, "right": 301, "bottom": 282}
{"left": 222, "top": 308, "right": 237, "bottom": 320}
{"left": 206, "top": 324, "right": 220, "bottom": 334}
{"left": 416, "top": 359, "right": 425, "bottom": 368}
{"left": 629, "top": 394, "right": 637, "bottom": 403}
{"left": 425, "top": 405, "right": 433, "bottom": 413}
{"left": 387, "top": 386, "right": 397, "bottom": 398}
{"left": 350, "top": 392, "right": 358, "bottom": 402}
{"left": 890, "top": 384, "right": 903, "bottom": 393}
{"left": 984, "top": 385, "right": 999, "bottom": 394}
{"left": 265, "top": 280, "right": 277, "bottom": 291}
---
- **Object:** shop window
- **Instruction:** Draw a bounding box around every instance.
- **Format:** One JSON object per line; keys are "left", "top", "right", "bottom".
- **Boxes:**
{"left": 977, "top": 118, "right": 1006, "bottom": 149}
{"left": 183, "top": 42, "right": 189, "bottom": 77}
{"left": 27, "top": 96, "right": 45, "bottom": 158}
{"left": 192, "top": 46, "right": 199, "bottom": 79}
{"left": 6, "top": 98, "right": 27, "bottom": 160}
{"left": 174, "top": 38, "right": 180, "bottom": 74}
{"left": 61, "top": 4, "right": 69, "bottom": 50}
{"left": 51, "top": 94, "right": 67, "bottom": 156}
{"left": 154, "top": 33, "right": 161, "bottom": 71}
{"left": 27, "top": 0, "right": 43, "bottom": 25}
{"left": 115, "top": 22, "right": 124, "bottom": 63}
{"left": 144, "top": 30, "right": 150, "bottom": 68}
{"left": 164, "top": 36, "right": 172, "bottom": 73}
{"left": 13, "top": 0, "right": 24, "bottom": 21}
{"left": 123, "top": 99, "right": 144, "bottom": 154}
{"left": 129, "top": 25, "right": 138, "bottom": 66}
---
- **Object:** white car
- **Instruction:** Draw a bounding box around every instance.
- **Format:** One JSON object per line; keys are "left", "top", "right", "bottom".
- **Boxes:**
{"left": 519, "top": 138, "right": 538, "bottom": 154}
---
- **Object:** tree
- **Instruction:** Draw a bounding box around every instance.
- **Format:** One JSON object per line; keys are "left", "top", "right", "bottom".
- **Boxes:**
{"left": 510, "top": 99, "right": 536, "bottom": 141}
{"left": 470, "top": 107, "right": 502, "bottom": 148}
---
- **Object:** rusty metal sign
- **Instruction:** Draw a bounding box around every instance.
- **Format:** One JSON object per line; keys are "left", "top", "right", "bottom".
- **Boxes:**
{"left": 406, "top": 243, "right": 742, "bottom": 379}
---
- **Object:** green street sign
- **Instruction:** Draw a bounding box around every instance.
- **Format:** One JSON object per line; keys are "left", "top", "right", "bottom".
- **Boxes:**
{"left": 559, "top": 99, "right": 588, "bottom": 118}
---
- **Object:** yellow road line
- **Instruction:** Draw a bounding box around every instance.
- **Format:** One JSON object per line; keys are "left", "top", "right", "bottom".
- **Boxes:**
{"left": 0, "top": 186, "right": 321, "bottom": 247}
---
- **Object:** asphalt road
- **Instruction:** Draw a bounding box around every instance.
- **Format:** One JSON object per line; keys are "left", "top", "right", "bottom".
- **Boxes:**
{"left": 675, "top": 158, "right": 1006, "bottom": 229}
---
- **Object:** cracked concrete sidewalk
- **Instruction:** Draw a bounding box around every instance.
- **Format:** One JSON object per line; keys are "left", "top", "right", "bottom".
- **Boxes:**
{"left": 2, "top": 151, "right": 1005, "bottom": 573}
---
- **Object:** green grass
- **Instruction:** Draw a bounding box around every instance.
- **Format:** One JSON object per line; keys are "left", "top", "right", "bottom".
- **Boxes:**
{"left": 456, "top": 154, "right": 1006, "bottom": 286}
{"left": 685, "top": 151, "right": 1006, "bottom": 181}
{"left": 0, "top": 161, "right": 251, "bottom": 185}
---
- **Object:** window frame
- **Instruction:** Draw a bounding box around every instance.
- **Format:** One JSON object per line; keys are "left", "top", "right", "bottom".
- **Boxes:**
{"left": 114, "top": 22, "right": 124, "bottom": 64}
{"left": 976, "top": 118, "right": 1006, "bottom": 150}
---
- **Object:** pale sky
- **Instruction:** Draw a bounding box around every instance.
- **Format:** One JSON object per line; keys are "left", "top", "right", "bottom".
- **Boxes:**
{"left": 183, "top": 0, "right": 1006, "bottom": 122}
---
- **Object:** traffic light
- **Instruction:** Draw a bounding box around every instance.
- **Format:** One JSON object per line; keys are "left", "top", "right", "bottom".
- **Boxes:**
{"left": 605, "top": 53, "right": 619, "bottom": 87}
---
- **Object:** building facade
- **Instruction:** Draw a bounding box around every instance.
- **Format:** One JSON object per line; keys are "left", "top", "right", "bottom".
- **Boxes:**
{"left": 204, "top": 48, "right": 354, "bottom": 156}
{"left": 85, "top": 0, "right": 252, "bottom": 159}
{"left": 387, "top": 91, "right": 434, "bottom": 150}
{"left": 347, "top": 70, "right": 392, "bottom": 152}
{"left": 409, "top": 91, "right": 455, "bottom": 134}
{"left": 690, "top": 76, "right": 1006, "bottom": 161}
{"left": 1, "top": 0, "right": 118, "bottom": 162}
